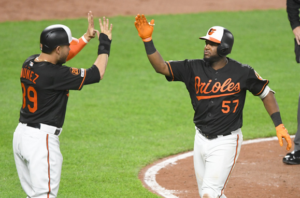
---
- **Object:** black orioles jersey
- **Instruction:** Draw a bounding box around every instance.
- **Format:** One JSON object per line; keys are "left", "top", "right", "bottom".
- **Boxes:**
{"left": 166, "top": 58, "right": 269, "bottom": 136}
{"left": 19, "top": 54, "right": 100, "bottom": 128}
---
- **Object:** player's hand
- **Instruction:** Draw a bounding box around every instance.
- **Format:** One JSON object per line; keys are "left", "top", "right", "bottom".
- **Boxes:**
{"left": 276, "top": 124, "right": 292, "bottom": 151}
{"left": 293, "top": 26, "right": 300, "bottom": 45}
{"left": 84, "top": 11, "right": 97, "bottom": 42}
{"left": 99, "top": 16, "right": 113, "bottom": 40}
{"left": 134, "top": 14, "right": 155, "bottom": 42}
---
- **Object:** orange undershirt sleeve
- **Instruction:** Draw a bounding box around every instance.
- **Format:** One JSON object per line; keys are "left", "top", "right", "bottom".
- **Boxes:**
{"left": 66, "top": 36, "right": 88, "bottom": 61}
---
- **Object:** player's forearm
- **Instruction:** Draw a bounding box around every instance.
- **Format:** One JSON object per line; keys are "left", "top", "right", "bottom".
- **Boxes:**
{"left": 262, "top": 92, "right": 280, "bottom": 116}
{"left": 144, "top": 41, "right": 170, "bottom": 76}
{"left": 83, "top": 33, "right": 93, "bottom": 43}
{"left": 262, "top": 92, "right": 283, "bottom": 127}
{"left": 264, "top": 91, "right": 292, "bottom": 150}
{"left": 95, "top": 33, "right": 112, "bottom": 79}
{"left": 67, "top": 36, "right": 89, "bottom": 61}
{"left": 147, "top": 51, "right": 169, "bottom": 75}
{"left": 261, "top": 89, "right": 291, "bottom": 149}
{"left": 94, "top": 54, "right": 108, "bottom": 79}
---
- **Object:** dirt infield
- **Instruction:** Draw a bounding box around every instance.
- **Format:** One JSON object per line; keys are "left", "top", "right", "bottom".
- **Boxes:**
{"left": 139, "top": 137, "right": 299, "bottom": 198}
{"left": 0, "top": 0, "right": 285, "bottom": 22}
{"left": 2, "top": 1, "right": 298, "bottom": 198}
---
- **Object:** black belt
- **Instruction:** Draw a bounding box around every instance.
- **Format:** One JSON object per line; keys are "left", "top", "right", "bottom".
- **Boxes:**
{"left": 27, "top": 123, "right": 40, "bottom": 129}
{"left": 197, "top": 127, "right": 231, "bottom": 140}
{"left": 25, "top": 123, "right": 61, "bottom": 136}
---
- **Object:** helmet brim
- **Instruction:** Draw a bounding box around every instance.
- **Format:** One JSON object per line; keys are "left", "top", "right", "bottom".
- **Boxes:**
{"left": 199, "top": 36, "right": 221, "bottom": 44}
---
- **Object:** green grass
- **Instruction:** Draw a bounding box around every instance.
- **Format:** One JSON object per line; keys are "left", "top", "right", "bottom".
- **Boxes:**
{"left": 1, "top": 9, "right": 299, "bottom": 197}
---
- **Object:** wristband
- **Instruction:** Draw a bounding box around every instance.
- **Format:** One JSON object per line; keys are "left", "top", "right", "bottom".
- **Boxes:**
{"left": 98, "top": 33, "right": 112, "bottom": 56}
{"left": 81, "top": 35, "right": 89, "bottom": 43}
{"left": 144, "top": 40, "right": 157, "bottom": 55}
{"left": 271, "top": 112, "right": 282, "bottom": 127}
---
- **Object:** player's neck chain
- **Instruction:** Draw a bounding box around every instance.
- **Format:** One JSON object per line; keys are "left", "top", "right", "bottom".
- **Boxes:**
{"left": 35, "top": 56, "right": 48, "bottom": 62}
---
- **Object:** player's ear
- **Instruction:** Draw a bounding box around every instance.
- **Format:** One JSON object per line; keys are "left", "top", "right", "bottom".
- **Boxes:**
{"left": 55, "top": 46, "right": 61, "bottom": 55}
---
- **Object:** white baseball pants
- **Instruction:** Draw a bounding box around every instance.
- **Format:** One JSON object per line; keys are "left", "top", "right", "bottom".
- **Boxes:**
{"left": 13, "top": 123, "right": 63, "bottom": 198}
{"left": 193, "top": 127, "right": 243, "bottom": 198}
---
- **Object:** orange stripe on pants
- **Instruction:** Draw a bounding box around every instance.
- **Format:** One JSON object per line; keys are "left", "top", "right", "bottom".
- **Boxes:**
{"left": 46, "top": 134, "right": 51, "bottom": 198}
{"left": 221, "top": 134, "right": 239, "bottom": 196}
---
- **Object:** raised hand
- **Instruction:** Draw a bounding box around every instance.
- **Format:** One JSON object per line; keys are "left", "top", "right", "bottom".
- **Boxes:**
{"left": 84, "top": 11, "right": 97, "bottom": 41}
{"left": 99, "top": 16, "right": 113, "bottom": 40}
{"left": 134, "top": 14, "right": 155, "bottom": 42}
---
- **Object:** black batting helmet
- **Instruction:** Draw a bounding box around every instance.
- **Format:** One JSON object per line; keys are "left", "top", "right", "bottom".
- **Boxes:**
{"left": 200, "top": 26, "right": 234, "bottom": 57}
{"left": 40, "top": 24, "right": 73, "bottom": 53}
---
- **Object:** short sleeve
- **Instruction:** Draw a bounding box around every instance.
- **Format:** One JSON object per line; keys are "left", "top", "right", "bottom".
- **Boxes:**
{"left": 165, "top": 59, "right": 192, "bottom": 83}
{"left": 52, "top": 66, "right": 87, "bottom": 90}
{"left": 246, "top": 68, "right": 269, "bottom": 96}
{"left": 84, "top": 65, "right": 101, "bottom": 85}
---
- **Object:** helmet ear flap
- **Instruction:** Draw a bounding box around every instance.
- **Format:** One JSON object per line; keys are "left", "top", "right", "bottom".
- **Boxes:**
{"left": 217, "top": 29, "right": 234, "bottom": 57}
{"left": 217, "top": 43, "right": 230, "bottom": 57}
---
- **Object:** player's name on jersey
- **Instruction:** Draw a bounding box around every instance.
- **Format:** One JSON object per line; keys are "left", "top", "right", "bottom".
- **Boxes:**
{"left": 195, "top": 77, "right": 240, "bottom": 100}
{"left": 20, "top": 66, "right": 39, "bottom": 84}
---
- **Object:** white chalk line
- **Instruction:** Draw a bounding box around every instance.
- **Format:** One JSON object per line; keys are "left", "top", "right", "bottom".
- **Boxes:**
{"left": 143, "top": 135, "right": 295, "bottom": 198}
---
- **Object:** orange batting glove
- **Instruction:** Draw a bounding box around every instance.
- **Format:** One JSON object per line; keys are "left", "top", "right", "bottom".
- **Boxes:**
{"left": 134, "top": 14, "right": 155, "bottom": 42}
{"left": 276, "top": 124, "right": 292, "bottom": 151}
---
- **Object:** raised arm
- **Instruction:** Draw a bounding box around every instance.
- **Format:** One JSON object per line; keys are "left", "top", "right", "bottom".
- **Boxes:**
{"left": 67, "top": 11, "right": 97, "bottom": 61}
{"left": 262, "top": 92, "right": 292, "bottom": 150}
{"left": 93, "top": 17, "right": 112, "bottom": 79}
{"left": 134, "top": 14, "right": 170, "bottom": 76}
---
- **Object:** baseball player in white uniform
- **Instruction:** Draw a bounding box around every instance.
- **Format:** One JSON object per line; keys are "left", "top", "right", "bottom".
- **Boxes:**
{"left": 13, "top": 12, "right": 113, "bottom": 197}
{"left": 134, "top": 14, "right": 292, "bottom": 198}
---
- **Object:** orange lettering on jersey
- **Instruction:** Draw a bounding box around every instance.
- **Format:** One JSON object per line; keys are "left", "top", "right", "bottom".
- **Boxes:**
{"left": 23, "top": 68, "right": 26, "bottom": 78}
{"left": 212, "top": 82, "right": 221, "bottom": 93}
{"left": 195, "top": 77, "right": 204, "bottom": 94}
{"left": 25, "top": 69, "right": 31, "bottom": 80}
{"left": 221, "top": 78, "right": 232, "bottom": 92}
{"left": 20, "top": 68, "right": 39, "bottom": 84}
{"left": 203, "top": 80, "right": 212, "bottom": 94}
{"left": 32, "top": 73, "right": 39, "bottom": 84}
{"left": 195, "top": 76, "right": 200, "bottom": 94}
{"left": 200, "top": 82, "right": 206, "bottom": 93}
{"left": 227, "top": 82, "right": 235, "bottom": 92}
{"left": 29, "top": 71, "right": 34, "bottom": 81}
{"left": 22, "top": 68, "right": 26, "bottom": 78}
{"left": 195, "top": 76, "right": 241, "bottom": 100}
{"left": 234, "top": 83, "right": 240, "bottom": 91}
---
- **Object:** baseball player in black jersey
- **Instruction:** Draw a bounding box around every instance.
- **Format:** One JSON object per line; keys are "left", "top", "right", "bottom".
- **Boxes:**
{"left": 283, "top": 0, "right": 300, "bottom": 165}
{"left": 13, "top": 12, "right": 113, "bottom": 197}
{"left": 134, "top": 14, "right": 292, "bottom": 198}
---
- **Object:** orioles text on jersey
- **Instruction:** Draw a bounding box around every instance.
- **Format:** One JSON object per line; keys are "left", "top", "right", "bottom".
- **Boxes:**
{"left": 195, "top": 77, "right": 241, "bottom": 100}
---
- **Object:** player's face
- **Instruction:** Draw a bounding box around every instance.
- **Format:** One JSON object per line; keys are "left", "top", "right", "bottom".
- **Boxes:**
{"left": 57, "top": 45, "right": 70, "bottom": 64}
{"left": 203, "top": 40, "right": 220, "bottom": 63}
